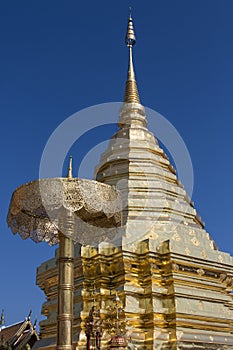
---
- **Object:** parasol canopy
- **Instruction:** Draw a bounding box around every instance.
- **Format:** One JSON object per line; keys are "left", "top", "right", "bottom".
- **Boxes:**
{"left": 7, "top": 178, "right": 122, "bottom": 246}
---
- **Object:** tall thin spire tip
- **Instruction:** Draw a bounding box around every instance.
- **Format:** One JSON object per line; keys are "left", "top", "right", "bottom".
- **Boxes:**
{"left": 129, "top": 6, "right": 132, "bottom": 19}
{"left": 123, "top": 13, "right": 140, "bottom": 104}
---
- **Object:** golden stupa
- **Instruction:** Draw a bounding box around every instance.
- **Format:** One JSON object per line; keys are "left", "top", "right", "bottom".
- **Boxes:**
{"left": 34, "top": 15, "right": 233, "bottom": 350}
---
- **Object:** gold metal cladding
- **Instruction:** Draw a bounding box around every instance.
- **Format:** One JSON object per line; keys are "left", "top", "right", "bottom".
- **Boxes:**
{"left": 58, "top": 285, "right": 74, "bottom": 291}
{"left": 124, "top": 76, "right": 140, "bottom": 104}
{"left": 57, "top": 315, "right": 73, "bottom": 321}
{"left": 57, "top": 231, "right": 74, "bottom": 350}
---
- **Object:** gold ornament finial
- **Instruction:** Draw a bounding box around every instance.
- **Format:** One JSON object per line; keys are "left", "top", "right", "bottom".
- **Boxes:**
{"left": 67, "top": 156, "right": 73, "bottom": 178}
{"left": 124, "top": 12, "right": 140, "bottom": 104}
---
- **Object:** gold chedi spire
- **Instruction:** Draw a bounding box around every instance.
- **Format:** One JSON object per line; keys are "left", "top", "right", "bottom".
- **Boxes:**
{"left": 124, "top": 13, "right": 140, "bottom": 104}
{"left": 67, "top": 155, "right": 73, "bottom": 178}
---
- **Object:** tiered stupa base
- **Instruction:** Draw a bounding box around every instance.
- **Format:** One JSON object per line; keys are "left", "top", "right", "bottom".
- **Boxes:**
{"left": 35, "top": 233, "right": 233, "bottom": 350}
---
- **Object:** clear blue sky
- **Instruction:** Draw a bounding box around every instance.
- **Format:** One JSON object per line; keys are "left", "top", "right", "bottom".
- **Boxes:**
{"left": 1, "top": 0, "right": 233, "bottom": 327}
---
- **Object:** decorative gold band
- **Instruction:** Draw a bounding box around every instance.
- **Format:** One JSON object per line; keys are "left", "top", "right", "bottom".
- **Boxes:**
{"left": 124, "top": 80, "right": 140, "bottom": 103}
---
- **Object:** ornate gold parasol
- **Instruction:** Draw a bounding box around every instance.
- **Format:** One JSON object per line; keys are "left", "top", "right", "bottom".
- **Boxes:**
{"left": 7, "top": 161, "right": 121, "bottom": 350}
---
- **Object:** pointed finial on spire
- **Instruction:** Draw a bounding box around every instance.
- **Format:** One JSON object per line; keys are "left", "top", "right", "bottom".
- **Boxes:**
{"left": 0, "top": 310, "right": 5, "bottom": 327}
{"left": 129, "top": 6, "right": 132, "bottom": 19}
{"left": 27, "top": 309, "right": 32, "bottom": 320}
{"left": 67, "top": 156, "right": 73, "bottom": 178}
{"left": 125, "top": 9, "right": 136, "bottom": 47}
{"left": 124, "top": 11, "right": 140, "bottom": 104}
{"left": 33, "top": 317, "right": 37, "bottom": 329}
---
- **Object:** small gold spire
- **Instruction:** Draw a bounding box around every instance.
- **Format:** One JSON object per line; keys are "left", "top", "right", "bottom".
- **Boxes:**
{"left": 67, "top": 156, "right": 73, "bottom": 178}
{"left": 124, "top": 13, "right": 140, "bottom": 104}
